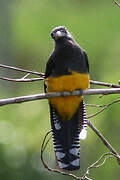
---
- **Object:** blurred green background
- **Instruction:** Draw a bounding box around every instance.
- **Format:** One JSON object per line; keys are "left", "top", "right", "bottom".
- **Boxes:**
{"left": 0, "top": 0, "right": 120, "bottom": 179}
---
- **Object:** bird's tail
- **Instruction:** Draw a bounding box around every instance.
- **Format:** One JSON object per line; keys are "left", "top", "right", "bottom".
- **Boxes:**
{"left": 50, "top": 100, "right": 87, "bottom": 171}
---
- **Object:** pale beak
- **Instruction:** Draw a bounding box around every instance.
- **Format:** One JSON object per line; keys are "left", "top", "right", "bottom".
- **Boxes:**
{"left": 55, "top": 31, "right": 63, "bottom": 38}
{"left": 54, "top": 31, "right": 66, "bottom": 40}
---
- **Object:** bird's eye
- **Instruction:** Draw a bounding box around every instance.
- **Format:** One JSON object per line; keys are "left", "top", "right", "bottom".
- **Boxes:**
{"left": 61, "top": 29, "right": 66, "bottom": 34}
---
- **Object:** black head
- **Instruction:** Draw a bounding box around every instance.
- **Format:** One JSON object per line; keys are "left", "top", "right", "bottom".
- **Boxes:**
{"left": 51, "top": 26, "right": 73, "bottom": 42}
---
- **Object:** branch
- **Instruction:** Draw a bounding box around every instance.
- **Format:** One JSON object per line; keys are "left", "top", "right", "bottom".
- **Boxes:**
{"left": 90, "top": 80, "right": 120, "bottom": 88}
{"left": 87, "top": 120, "right": 120, "bottom": 164}
{"left": 1, "top": 73, "right": 120, "bottom": 89}
{"left": 82, "top": 153, "right": 117, "bottom": 179}
{"left": 87, "top": 98, "right": 120, "bottom": 119}
{"left": 1, "top": 63, "right": 120, "bottom": 89}
{"left": 114, "top": 0, "right": 120, "bottom": 7}
{"left": 0, "top": 76, "right": 44, "bottom": 82}
{"left": 0, "top": 88, "right": 120, "bottom": 106}
{"left": 0, "top": 63, "right": 44, "bottom": 77}
{"left": 86, "top": 104, "right": 105, "bottom": 108}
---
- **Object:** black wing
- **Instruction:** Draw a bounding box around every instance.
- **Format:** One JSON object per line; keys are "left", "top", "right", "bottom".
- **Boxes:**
{"left": 44, "top": 55, "right": 55, "bottom": 92}
{"left": 45, "top": 55, "right": 55, "bottom": 78}
{"left": 83, "top": 50, "right": 89, "bottom": 73}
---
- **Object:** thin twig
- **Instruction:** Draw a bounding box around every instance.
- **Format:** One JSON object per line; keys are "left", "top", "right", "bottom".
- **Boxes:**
{"left": 113, "top": 0, "right": 120, "bottom": 7}
{"left": 42, "top": 132, "right": 52, "bottom": 153}
{"left": 1, "top": 63, "right": 120, "bottom": 88}
{"left": 88, "top": 98, "right": 120, "bottom": 119}
{"left": 0, "top": 88, "right": 120, "bottom": 107}
{"left": 21, "top": 73, "right": 31, "bottom": 79}
{"left": 87, "top": 120, "right": 120, "bottom": 164}
{"left": 0, "top": 76, "right": 44, "bottom": 82}
{"left": 82, "top": 153, "right": 117, "bottom": 179}
{"left": 86, "top": 104, "right": 105, "bottom": 108}
{"left": 90, "top": 80, "right": 120, "bottom": 88}
{"left": 87, "top": 153, "right": 114, "bottom": 170}
{"left": 1, "top": 75, "right": 120, "bottom": 89}
{"left": 1, "top": 63, "right": 120, "bottom": 94}
{"left": 0, "top": 63, "right": 44, "bottom": 77}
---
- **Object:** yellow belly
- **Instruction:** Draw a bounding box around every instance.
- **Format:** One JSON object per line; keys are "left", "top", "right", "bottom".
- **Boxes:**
{"left": 46, "top": 71, "right": 89, "bottom": 120}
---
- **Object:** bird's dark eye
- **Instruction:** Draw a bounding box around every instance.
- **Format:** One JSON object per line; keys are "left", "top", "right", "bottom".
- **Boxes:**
{"left": 61, "top": 29, "right": 66, "bottom": 33}
{"left": 51, "top": 32, "right": 55, "bottom": 38}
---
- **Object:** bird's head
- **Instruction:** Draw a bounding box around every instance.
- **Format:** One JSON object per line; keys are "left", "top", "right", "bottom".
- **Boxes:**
{"left": 51, "top": 26, "right": 73, "bottom": 42}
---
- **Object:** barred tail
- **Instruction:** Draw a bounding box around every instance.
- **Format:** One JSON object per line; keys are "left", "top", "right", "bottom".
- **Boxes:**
{"left": 50, "top": 100, "right": 87, "bottom": 171}
{"left": 79, "top": 101, "right": 88, "bottom": 140}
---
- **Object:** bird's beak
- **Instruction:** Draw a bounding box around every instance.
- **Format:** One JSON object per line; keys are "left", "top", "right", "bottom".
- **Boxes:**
{"left": 51, "top": 30, "right": 66, "bottom": 40}
{"left": 55, "top": 31, "right": 63, "bottom": 38}
{"left": 54, "top": 31, "right": 66, "bottom": 40}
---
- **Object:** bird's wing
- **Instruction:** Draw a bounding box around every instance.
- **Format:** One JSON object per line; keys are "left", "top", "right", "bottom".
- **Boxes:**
{"left": 83, "top": 50, "right": 89, "bottom": 73}
{"left": 44, "top": 55, "right": 55, "bottom": 92}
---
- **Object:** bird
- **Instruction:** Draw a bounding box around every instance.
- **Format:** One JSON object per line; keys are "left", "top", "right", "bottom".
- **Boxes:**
{"left": 44, "top": 26, "right": 89, "bottom": 171}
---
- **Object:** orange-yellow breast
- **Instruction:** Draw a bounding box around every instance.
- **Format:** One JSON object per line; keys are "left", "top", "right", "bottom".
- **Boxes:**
{"left": 46, "top": 71, "right": 89, "bottom": 120}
